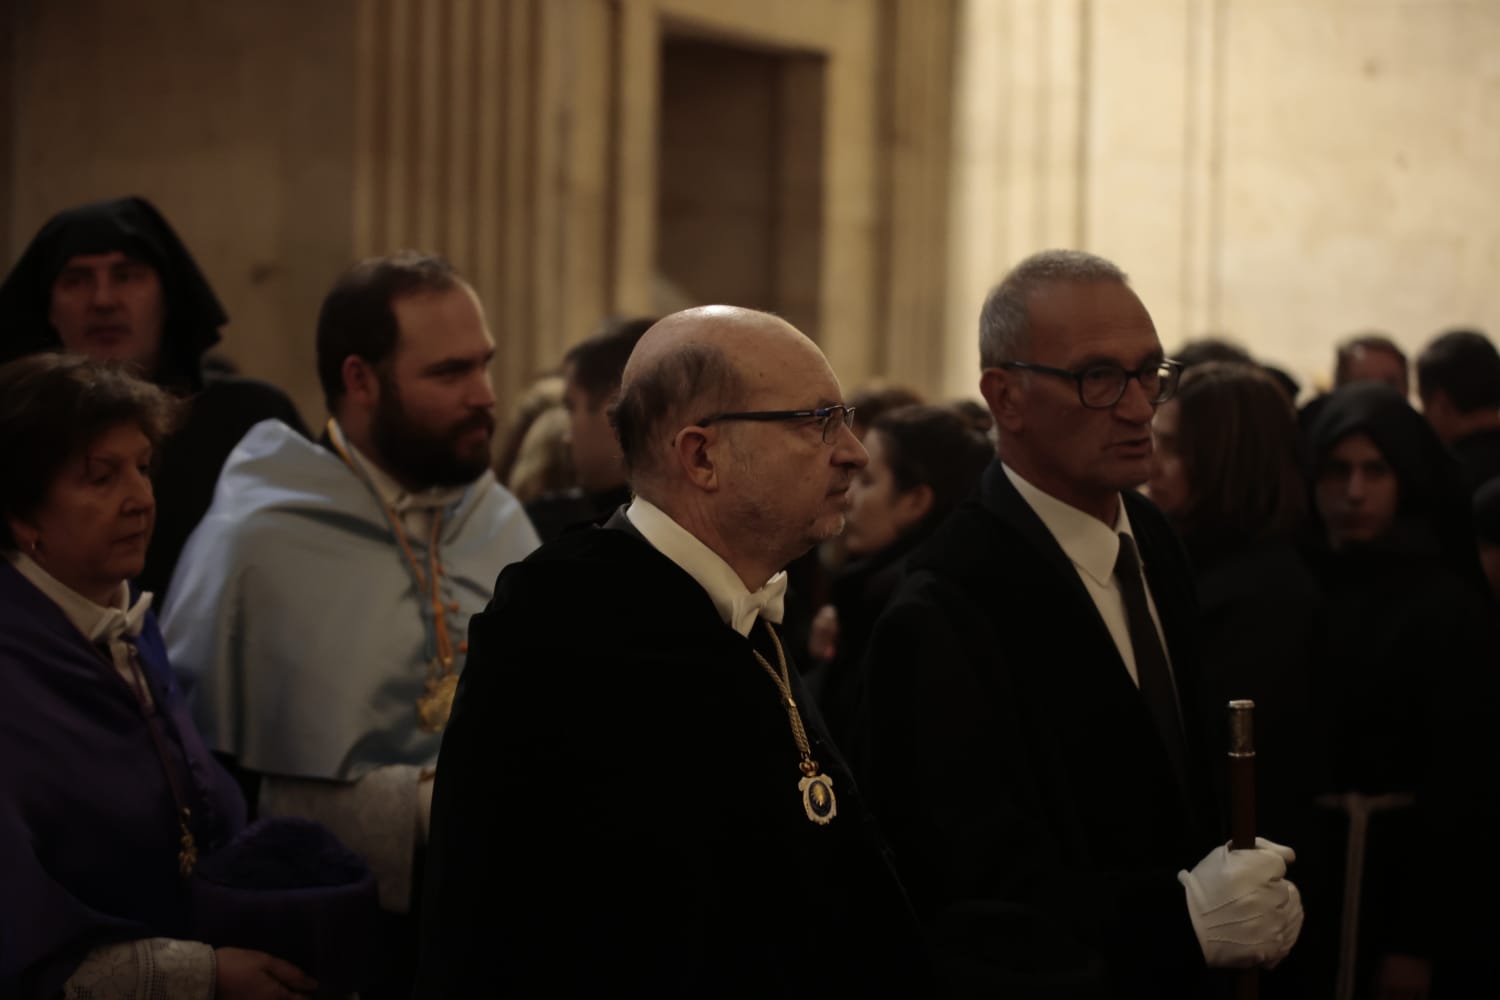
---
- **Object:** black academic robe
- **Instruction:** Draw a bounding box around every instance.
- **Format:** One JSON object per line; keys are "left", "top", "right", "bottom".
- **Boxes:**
{"left": 1305, "top": 545, "right": 1500, "bottom": 995}
{"left": 858, "top": 461, "right": 1220, "bottom": 998}
{"left": 416, "top": 518, "right": 929, "bottom": 997}
{"left": 1451, "top": 426, "right": 1500, "bottom": 496}
{"left": 805, "top": 529, "right": 924, "bottom": 754}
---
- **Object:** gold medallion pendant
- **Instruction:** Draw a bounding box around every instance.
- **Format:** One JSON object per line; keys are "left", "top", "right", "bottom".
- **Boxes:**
{"left": 417, "top": 666, "right": 459, "bottom": 734}
{"left": 799, "top": 771, "right": 837, "bottom": 825}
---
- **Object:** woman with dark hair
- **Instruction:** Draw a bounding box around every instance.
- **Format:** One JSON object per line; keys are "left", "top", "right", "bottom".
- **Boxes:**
{"left": 808, "top": 403, "right": 993, "bottom": 747}
{"left": 1148, "top": 362, "right": 1323, "bottom": 844}
{"left": 1301, "top": 382, "right": 1500, "bottom": 998}
{"left": 0, "top": 355, "right": 374, "bottom": 999}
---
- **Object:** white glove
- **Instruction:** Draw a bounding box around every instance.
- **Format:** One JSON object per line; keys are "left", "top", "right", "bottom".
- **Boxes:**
{"left": 1179, "top": 837, "right": 1304, "bottom": 969}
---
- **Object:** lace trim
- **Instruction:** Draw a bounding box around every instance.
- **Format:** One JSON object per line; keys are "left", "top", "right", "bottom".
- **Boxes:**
{"left": 63, "top": 938, "right": 214, "bottom": 1000}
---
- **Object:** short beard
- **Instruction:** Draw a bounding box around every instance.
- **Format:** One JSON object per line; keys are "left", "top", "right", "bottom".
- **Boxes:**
{"left": 369, "top": 378, "right": 494, "bottom": 489}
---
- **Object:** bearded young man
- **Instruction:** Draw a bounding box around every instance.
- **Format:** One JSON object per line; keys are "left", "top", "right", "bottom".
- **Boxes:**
{"left": 162, "top": 252, "right": 538, "bottom": 998}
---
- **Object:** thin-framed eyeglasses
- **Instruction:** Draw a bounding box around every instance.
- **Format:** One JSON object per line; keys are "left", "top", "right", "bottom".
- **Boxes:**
{"left": 696, "top": 405, "right": 857, "bottom": 444}
{"left": 997, "top": 359, "right": 1183, "bottom": 409}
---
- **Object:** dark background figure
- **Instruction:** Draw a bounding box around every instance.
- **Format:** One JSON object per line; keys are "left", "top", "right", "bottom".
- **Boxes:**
{"left": 0, "top": 196, "right": 308, "bottom": 600}
{"left": 1173, "top": 335, "right": 1302, "bottom": 402}
{"left": 1172, "top": 335, "right": 1255, "bottom": 369}
{"left": 789, "top": 380, "right": 929, "bottom": 666}
{"left": 1474, "top": 476, "right": 1500, "bottom": 605}
{"left": 805, "top": 402, "right": 992, "bottom": 750}
{"left": 1148, "top": 361, "right": 1327, "bottom": 996}
{"left": 1304, "top": 382, "right": 1500, "bottom": 998}
{"left": 1415, "top": 327, "right": 1500, "bottom": 494}
{"left": 524, "top": 315, "right": 656, "bottom": 540}
{"left": 1299, "top": 332, "right": 1412, "bottom": 437}
{"left": 1334, "top": 333, "right": 1410, "bottom": 397}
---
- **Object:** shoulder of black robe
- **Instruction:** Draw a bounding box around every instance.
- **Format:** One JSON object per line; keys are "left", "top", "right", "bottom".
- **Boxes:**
{"left": 417, "top": 524, "right": 930, "bottom": 998}
{"left": 0, "top": 195, "right": 227, "bottom": 391}
{"left": 521, "top": 484, "right": 631, "bottom": 543}
{"left": 1451, "top": 427, "right": 1500, "bottom": 496}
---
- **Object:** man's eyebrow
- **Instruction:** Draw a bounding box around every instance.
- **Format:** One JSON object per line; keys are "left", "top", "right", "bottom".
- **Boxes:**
{"left": 421, "top": 349, "right": 495, "bottom": 374}
{"left": 1070, "top": 352, "right": 1164, "bottom": 369}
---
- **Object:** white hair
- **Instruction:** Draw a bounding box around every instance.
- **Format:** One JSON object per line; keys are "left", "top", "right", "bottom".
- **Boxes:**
{"left": 978, "top": 249, "right": 1129, "bottom": 367}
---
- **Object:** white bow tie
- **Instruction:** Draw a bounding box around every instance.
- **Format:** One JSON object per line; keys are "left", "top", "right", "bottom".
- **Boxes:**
{"left": 91, "top": 591, "right": 153, "bottom": 645}
{"left": 730, "top": 572, "right": 788, "bottom": 637}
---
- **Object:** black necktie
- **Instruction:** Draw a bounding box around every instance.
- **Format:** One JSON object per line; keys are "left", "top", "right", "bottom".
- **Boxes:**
{"left": 1113, "top": 534, "right": 1187, "bottom": 791}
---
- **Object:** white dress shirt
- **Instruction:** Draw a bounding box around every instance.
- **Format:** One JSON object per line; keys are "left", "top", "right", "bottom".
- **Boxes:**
{"left": 1002, "top": 464, "right": 1170, "bottom": 687}
{"left": 626, "top": 497, "right": 787, "bottom": 637}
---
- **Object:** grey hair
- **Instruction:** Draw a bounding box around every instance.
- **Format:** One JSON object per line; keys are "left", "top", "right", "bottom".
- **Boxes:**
{"left": 978, "top": 249, "right": 1129, "bottom": 367}
{"left": 609, "top": 341, "right": 745, "bottom": 483}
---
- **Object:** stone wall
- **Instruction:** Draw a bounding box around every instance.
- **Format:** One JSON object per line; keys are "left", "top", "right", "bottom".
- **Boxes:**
{"left": 5, "top": 0, "right": 957, "bottom": 426}
{"left": 944, "top": 0, "right": 1500, "bottom": 400}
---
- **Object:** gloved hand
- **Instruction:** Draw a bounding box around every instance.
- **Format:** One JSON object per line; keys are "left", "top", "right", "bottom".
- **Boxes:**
{"left": 1179, "top": 837, "right": 1304, "bottom": 969}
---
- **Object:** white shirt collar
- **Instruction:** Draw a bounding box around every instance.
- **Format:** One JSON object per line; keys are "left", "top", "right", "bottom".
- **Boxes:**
{"left": 1002, "top": 463, "right": 1138, "bottom": 586}
{"left": 7, "top": 551, "right": 151, "bottom": 643}
{"left": 625, "top": 497, "right": 787, "bottom": 637}
{"left": 329, "top": 419, "right": 468, "bottom": 513}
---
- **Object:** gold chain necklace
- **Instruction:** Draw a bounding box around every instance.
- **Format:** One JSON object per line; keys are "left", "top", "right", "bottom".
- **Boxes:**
{"left": 751, "top": 622, "right": 837, "bottom": 825}
{"left": 325, "top": 420, "right": 459, "bottom": 733}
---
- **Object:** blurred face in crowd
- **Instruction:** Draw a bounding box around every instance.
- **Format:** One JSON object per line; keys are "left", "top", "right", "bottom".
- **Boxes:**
{"left": 371, "top": 285, "right": 497, "bottom": 489}
{"left": 843, "top": 429, "right": 931, "bottom": 558}
{"left": 1147, "top": 398, "right": 1190, "bottom": 517}
{"left": 1341, "top": 345, "right": 1409, "bottom": 397}
{"left": 714, "top": 318, "right": 868, "bottom": 570}
{"left": 986, "top": 280, "right": 1163, "bottom": 524}
{"left": 49, "top": 252, "right": 167, "bottom": 376}
{"left": 1315, "top": 432, "right": 1399, "bottom": 549}
{"left": 562, "top": 362, "right": 625, "bottom": 492}
{"left": 8, "top": 423, "right": 155, "bottom": 605}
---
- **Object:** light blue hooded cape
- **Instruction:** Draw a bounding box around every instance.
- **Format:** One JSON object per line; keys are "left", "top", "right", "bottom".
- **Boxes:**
{"left": 163, "top": 419, "right": 540, "bottom": 781}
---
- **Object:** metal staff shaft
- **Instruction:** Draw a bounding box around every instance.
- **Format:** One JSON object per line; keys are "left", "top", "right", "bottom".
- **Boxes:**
{"left": 1228, "top": 699, "right": 1258, "bottom": 1000}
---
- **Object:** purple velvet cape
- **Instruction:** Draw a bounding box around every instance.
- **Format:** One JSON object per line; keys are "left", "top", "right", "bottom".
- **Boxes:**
{"left": 0, "top": 561, "right": 246, "bottom": 997}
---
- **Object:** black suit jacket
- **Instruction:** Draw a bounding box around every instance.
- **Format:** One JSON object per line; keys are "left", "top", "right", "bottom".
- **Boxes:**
{"left": 858, "top": 461, "right": 1220, "bottom": 998}
{"left": 416, "top": 517, "right": 929, "bottom": 997}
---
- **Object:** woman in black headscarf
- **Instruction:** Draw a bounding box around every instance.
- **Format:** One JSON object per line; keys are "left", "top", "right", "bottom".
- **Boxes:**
{"left": 1305, "top": 382, "right": 1500, "bottom": 998}
{"left": 0, "top": 195, "right": 308, "bottom": 599}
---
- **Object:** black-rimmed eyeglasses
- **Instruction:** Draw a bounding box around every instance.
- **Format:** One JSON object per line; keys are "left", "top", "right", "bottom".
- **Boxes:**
{"left": 997, "top": 359, "right": 1183, "bottom": 409}
{"left": 697, "top": 405, "right": 857, "bottom": 444}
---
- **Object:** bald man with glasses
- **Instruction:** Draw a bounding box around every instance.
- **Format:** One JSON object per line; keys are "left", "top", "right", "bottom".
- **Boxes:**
{"left": 858, "top": 250, "right": 1304, "bottom": 998}
{"left": 417, "top": 306, "right": 930, "bottom": 996}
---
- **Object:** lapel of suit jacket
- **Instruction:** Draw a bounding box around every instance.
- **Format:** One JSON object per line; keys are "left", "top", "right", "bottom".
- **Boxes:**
{"left": 978, "top": 462, "right": 1123, "bottom": 660}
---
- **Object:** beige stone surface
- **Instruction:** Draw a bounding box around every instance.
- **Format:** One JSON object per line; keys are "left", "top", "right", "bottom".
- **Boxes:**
{"left": 6, "top": 0, "right": 954, "bottom": 428}
{"left": 944, "top": 0, "right": 1500, "bottom": 401}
